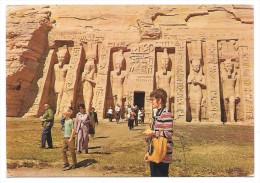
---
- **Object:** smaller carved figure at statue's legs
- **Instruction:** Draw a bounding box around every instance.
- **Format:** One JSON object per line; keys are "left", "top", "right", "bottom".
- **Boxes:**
{"left": 83, "top": 82, "right": 94, "bottom": 112}
{"left": 228, "top": 96, "right": 236, "bottom": 122}
{"left": 56, "top": 92, "right": 63, "bottom": 115}
{"left": 190, "top": 102, "right": 201, "bottom": 122}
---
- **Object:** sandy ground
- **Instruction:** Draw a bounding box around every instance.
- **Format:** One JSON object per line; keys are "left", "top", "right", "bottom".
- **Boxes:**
{"left": 7, "top": 118, "right": 148, "bottom": 177}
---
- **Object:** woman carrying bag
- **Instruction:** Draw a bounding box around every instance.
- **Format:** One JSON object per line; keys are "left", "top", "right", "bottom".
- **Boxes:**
{"left": 143, "top": 88, "right": 174, "bottom": 177}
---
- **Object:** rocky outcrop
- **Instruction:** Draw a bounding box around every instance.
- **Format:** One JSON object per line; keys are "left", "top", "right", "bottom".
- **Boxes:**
{"left": 6, "top": 6, "right": 53, "bottom": 116}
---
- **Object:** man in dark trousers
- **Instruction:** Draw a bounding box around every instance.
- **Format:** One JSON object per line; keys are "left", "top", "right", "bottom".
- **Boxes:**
{"left": 40, "top": 103, "right": 55, "bottom": 149}
{"left": 89, "top": 107, "right": 99, "bottom": 137}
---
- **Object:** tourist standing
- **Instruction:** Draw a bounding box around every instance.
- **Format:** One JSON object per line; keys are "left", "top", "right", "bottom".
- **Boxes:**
{"left": 62, "top": 108, "right": 77, "bottom": 169}
{"left": 138, "top": 109, "right": 142, "bottom": 124}
{"left": 128, "top": 108, "right": 136, "bottom": 130}
{"left": 107, "top": 106, "right": 113, "bottom": 122}
{"left": 75, "top": 104, "right": 90, "bottom": 154}
{"left": 141, "top": 107, "right": 145, "bottom": 124}
{"left": 89, "top": 107, "right": 98, "bottom": 138}
{"left": 40, "top": 103, "right": 54, "bottom": 149}
{"left": 115, "top": 104, "right": 121, "bottom": 123}
{"left": 143, "top": 88, "right": 173, "bottom": 177}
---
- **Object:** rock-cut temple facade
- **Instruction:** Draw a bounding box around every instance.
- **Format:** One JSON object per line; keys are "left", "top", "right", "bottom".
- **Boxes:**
{"left": 6, "top": 5, "right": 254, "bottom": 123}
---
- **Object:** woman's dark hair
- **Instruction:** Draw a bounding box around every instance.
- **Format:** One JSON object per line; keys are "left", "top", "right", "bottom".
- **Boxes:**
{"left": 78, "top": 104, "right": 86, "bottom": 109}
{"left": 150, "top": 88, "right": 167, "bottom": 106}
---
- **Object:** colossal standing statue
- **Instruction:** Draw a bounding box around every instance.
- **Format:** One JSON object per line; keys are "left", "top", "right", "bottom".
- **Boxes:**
{"left": 54, "top": 46, "right": 69, "bottom": 115}
{"left": 220, "top": 59, "right": 240, "bottom": 122}
{"left": 187, "top": 58, "right": 206, "bottom": 122}
{"left": 82, "top": 57, "right": 96, "bottom": 112}
{"left": 110, "top": 49, "right": 127, "bottom": 110}
{"left": 156, "top": 48, "right": 174, "bottom": 111}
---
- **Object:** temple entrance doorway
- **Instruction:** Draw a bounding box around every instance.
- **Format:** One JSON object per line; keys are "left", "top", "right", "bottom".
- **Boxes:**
{"left": 134, "top": 91, "right": 145, "bottom": 109}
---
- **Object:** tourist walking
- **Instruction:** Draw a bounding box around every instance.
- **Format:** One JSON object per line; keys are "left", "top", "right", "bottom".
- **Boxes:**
{"left": 60, "top": 106, "right": 73, "bottom": 134}
{"left": 89, "top": 107, "right": 98, "bottom": 138}
{"left": 40, "top": 103, "right": 54, "bottom": 149}
{"left": 143, "top": 88, "right": 173, "bottom": 177}
{"left": 115, "top": 104, "right": 121, "bottom": 123}
{"left": 141, "top": 107, "right": 145, "bottom": 124}
{"left": 138, "top": 109, "right": 142, "bottom": 124}
{"left": 75, "top": 104, "right": 90, "bottom": 154}
{"left": 62, "top": 108, "right": 77, "bottom": 170}
{"left": 128, "top": 108, "right": 136, "bottom": 130}
{"left": 107, "top": 106, "right": 113, "bottom": 122}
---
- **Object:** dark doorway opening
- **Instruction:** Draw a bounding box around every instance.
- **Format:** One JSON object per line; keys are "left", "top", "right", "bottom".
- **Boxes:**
{"left": 134, "top": 92, "right": 145, "bottom": 109}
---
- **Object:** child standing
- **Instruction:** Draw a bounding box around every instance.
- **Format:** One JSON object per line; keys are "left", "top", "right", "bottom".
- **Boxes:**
{"left": 62, "top": 108, "right": 77, "bottom": 169}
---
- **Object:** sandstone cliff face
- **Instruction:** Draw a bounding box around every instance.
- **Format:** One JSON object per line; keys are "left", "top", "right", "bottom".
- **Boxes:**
{"left": 6, "top": 6, "right": 53, "bottom": 116}
{"left": 6, "top": 5, "right": 253, "bottom": 123}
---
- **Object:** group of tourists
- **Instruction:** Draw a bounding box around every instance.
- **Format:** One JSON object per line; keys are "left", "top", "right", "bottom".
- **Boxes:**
{"left": 40, "top": 103, "right": 98, "bottom": 170}
{"left": 39, "top": 88, "right": 173, "bottom": 177}
{"left": 106, "top": 104, "right": 145, "bottom": 129}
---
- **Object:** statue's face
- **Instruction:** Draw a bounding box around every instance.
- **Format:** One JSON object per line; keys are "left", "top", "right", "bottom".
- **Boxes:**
{"left": 191, "top": 59, "right": 201, "bottom": 72}
{"left": 115, "top": 61, "right": 122, "bottom": 70}
{"left": 57, "top": 51, "right": 67, "bottom": 66}
{"left": 161, "top": 59, "right": 169, "bottom": 70}
{"left": 115, "top": 61, "right": 122, "bottom": 75}
{"left": 224, "top": 62, "right": 234, "bottom": 76}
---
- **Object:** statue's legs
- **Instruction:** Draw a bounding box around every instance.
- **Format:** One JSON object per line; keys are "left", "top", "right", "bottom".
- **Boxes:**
{"left": 56, "top": 92, "right": 62, "bottom": 115}
{"left": 229, "top": 96, "right": 235, "bottom": 122}
{"left": 84, "top": 90, "right": 93, "bottom": 112}
{"left": 190, "top": 98, "right": 201, "bottom": 122}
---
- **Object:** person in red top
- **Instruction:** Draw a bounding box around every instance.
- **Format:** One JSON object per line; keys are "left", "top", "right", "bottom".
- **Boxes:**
{"left": 143, "top": 88, "right": 173, "bottom": 177}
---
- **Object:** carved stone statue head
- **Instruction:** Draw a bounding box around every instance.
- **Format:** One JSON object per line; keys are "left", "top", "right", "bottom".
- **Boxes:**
{"left": 57, "top": 46, "right": 69, "bottom": 67}
{"left": 190, "top": 58, "right": 201, "bottom": 73}
{"left": 115, "top": 49, "right": 124, "bottom": 75}
{"left": 223, "top": 59, "right": 234, "bottom": 78}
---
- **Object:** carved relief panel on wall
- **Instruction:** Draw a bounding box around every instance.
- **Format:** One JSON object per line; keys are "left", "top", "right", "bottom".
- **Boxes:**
{"left": 218, "top": 40, "right": 240, "bottom": 122}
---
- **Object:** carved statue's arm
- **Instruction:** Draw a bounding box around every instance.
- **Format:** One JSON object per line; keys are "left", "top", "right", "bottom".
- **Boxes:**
{"left": 123, "top": 72, "right": 128, "bottom": 96}
{"left": 170, "top": 74, "right": 175, "bottom": 98}
{"left": 196, "top": 75, "right": 206, "bottom": 88}
{"left": 155, "top": 72, "right": 159, "bottom": 88}
{"left": 82, "top": 70, "right": 86, "bottom": 82}
{"left": 235, "top": 74, "right": 240, "bottom": 99}
{"left": 187, "top": 74, "right": 193, "bottom": 84}
{"left": 85, "top": 68, "right": 96, "bottom": 84}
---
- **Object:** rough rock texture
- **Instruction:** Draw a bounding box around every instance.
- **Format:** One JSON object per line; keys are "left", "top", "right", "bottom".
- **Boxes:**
{"left": 6, "top": 5, "right": 253, "bottom": 123}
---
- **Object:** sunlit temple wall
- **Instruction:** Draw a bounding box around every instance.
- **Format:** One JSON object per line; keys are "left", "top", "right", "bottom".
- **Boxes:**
{"left": 6, "top": 5, "right": 254, "bottom": 123}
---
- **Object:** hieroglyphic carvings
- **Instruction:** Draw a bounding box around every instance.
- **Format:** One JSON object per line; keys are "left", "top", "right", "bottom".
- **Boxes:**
{"left": 240, "top": 47, "right": 254, "bottom": 122}
{"left": 49, "top": 33, "right": 104, "bottom": 46}
{"left": 174, "top": 41, "right": 186, "bottom": 121}
{"left": 206, "top": 39, "right": 221, "bottom": 122}
{"left": 93, "top": 75, "right": 107, "bottom": 112}
{"left": 93, "top": 44, "right": 112, "bottom": 117}
{"left": 23, "top": 49, "right": 56, "bottom": 117}
{"left": 129, "top": 43, "right": 154, "bottom": 75}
